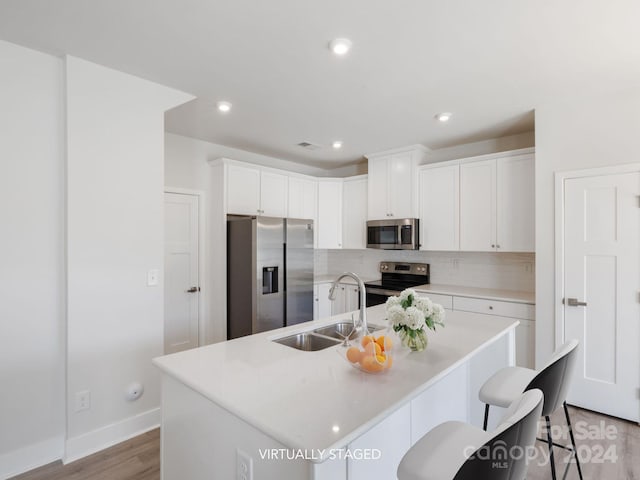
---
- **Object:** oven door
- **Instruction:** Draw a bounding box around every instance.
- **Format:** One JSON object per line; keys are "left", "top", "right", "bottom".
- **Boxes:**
{"left": 365, "top": 287, "right": 400, "bottom": 307}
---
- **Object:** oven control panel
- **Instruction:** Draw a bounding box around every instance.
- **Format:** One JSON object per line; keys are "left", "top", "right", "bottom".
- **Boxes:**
{"left": 379, "top": 262, "right": 429, "bottom": 275}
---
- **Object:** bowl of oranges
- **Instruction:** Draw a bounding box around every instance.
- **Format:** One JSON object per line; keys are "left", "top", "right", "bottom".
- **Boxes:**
{"left": 339, "top": 328, "right": 408, "bottom": 374}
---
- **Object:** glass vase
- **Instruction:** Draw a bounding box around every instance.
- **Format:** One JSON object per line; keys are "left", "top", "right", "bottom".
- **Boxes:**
{"left": 399, "top": 328, "right": 428, "bottom": 352}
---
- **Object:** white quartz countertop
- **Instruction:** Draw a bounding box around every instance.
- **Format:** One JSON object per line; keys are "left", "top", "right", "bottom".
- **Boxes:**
{"left": 414, "top": 284, "right": 535, "bottom": 304}
{"left": 153, "top": 306, "right": 518, "bottom": 461}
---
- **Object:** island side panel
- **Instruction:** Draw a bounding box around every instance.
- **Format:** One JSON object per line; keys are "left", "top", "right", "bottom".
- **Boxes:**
{"left": 160, "top": 375, "right": 310, "bottom": 480}
{"left": 468, "top": 328, "right": 513, "bottom": 429}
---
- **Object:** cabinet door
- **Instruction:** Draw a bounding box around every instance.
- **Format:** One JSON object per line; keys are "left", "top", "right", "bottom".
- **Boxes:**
{"left": 419, "top": 165, "right": 460, "bottom": 251}
{"left": 288, "top": 177, "right": 317, "bottom": 220}
{"left": 367, "top": 158, "right": 389, "bottom": 220}
{"left": 387, "top": 153, "right": 415, "bottom": 218}
{"left": 342, "top": 178, "right": 368, "bottom": 249}
{"left": 460, "top": 159, "right": 496, "bottom": 251}
{"left": 330, "top": 284, "right": 347, "bottom": 316}
{"left": 496, "top": 154, "right": 535, "bottom": 252}
{"left": 260, "top": 171, "right": 288, "bottom": 217}
{"left": 315, "top": 283, "right": 333, "bottom": 320}
{"left": 317, "top": 181, "right": 343, "bottom": 249}
{"left": 345, "top": 284, "right": 361, "bottom": 312}
{"left": 227, "top": 164, "right": 261, "bottom": 215}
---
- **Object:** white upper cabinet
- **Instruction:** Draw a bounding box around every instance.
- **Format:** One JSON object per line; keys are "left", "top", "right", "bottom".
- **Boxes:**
{"left": 419, "top": 164, "right": 460, "bottom": 251}
{"left": 227, "top": 164, "right": 288, "bottom": 217}
{"left": 460, "top": 159, "right": 497, "bottom": 252}
{"left": 260, "top": 170, "right": 288, "bottom": 217}
{"left": 288, "top": 176, "right": 318, "bottom": 220}
{"left": 496, "top": 154, "right": 535, "bottom": 252}
{"left": 317, "top": 180, "right": 343, "bottom": 249}
{"left": 342, "top": 176, "right": 368, "bottom": 249}
{"left": 366, "top": 145, "right": 427, "bottom": 220}
{"left": 227, "top": 164, "right": 261, "bottom": 215}
{"left": 459, "top": 152, "right": 535, "bottom": 252}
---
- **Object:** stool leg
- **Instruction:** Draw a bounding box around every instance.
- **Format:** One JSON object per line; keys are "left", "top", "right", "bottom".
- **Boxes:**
{"left": 483, "top": 404, "right": 490, "bottom": 431}
{"left": 545, "top": 415, "right": 557, "bottom": 480}
{"left": 563, "top": 402, "right": 584, "bottom": 480}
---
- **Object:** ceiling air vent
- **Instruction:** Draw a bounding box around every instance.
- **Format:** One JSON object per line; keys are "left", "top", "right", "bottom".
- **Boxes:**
{"left": 296, "top": 141, "right": 322, "bottom": 151}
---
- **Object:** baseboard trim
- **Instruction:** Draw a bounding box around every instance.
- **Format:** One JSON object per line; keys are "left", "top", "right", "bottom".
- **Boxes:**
{"left": 64, "top": 408, "right": 160, "bottom": 464}
{"left": 0, "top": 435, "right": 64, "bottom": 480}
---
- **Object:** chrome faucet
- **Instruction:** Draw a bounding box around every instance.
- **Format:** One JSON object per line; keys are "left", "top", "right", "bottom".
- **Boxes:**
{"left": 328, "top": 272, "right": 367, "bottom": 337}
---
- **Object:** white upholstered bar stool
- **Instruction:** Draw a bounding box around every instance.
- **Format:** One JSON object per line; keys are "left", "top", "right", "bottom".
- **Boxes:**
{"left": 397, "top": 389, "right": 543, "bottom": 480}
{"left": 479, "top": 339, "right": 581, "bottom": 480}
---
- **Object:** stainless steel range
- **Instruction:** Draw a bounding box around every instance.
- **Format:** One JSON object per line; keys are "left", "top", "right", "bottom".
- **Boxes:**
{"left": 364, "top": 262, "right": 430, "bottom": 307}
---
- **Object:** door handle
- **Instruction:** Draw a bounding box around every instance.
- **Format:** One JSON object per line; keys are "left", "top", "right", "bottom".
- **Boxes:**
{"left": 187, "top": 287, "right": 200, "bottom": 293}
{"left": 565, "top": 297, "right": 587, "bottom": 307}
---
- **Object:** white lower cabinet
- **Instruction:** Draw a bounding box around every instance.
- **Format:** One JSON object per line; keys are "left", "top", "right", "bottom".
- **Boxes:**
{"left": 418, "top": 292, "right": 535, "bottom": 368}
{"left": 315, "top": 282, "right": 360, "bottom": 319}
{"left": 314, "top": 283, "right": 333, "bottom": 320}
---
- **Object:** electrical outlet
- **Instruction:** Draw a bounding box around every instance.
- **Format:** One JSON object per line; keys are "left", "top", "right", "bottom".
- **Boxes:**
{"left": 524, "top": 263, "right": 532, "bottom": 273}
{"left": 236, "top": 449, "right": 253, "bottom": 480}
{"left": 75, "top": 390, "right": 91, "bottom": 412}
{"left": 147, "top": 269, "right": 159, "bottom": 286}
{"left": 452, "top": 258, "right": 459, "bottom": 270}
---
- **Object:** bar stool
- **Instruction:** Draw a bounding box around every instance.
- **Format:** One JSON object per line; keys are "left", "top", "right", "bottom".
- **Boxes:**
{"left": 479, "top": 339, "right": 581, "bottom": 480}
{"left": 398, "top": 389, "right": 543, "bottom": 480}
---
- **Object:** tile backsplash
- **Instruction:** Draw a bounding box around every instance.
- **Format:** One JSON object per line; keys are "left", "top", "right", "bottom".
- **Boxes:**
{"left": 315, "top": 249, "right": 535, "bottom": 292}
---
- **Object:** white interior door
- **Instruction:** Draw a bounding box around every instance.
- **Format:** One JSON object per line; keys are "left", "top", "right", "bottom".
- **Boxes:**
{"left": 562, "top": 171, "right": 640, "bottom": 421}
{"left": 164, "top": 192, "right": 200, "bottom": 354}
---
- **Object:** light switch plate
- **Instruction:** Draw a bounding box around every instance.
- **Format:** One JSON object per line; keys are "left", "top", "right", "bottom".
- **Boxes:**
{"left": 147, "top": 269, "right": 159, "bottom": 286}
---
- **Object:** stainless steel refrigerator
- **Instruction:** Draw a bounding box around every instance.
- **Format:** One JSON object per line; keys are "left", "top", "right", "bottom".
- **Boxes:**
{"left": 227, "top": 216, "right": 314, "bottom": 339}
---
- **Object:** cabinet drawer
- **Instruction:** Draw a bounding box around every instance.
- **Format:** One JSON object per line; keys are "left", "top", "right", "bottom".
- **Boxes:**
{"left": 452, "top": 296, "right": 535, "bottom": 320}
{"left": 416, "top": 293, "right": 453, "bottom": 310}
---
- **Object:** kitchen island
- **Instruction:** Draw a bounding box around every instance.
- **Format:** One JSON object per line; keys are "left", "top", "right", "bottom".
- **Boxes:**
{"left": 153, "top": 304, "right": 517, "bottom": 480}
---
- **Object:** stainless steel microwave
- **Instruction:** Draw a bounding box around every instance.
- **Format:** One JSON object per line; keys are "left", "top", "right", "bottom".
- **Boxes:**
{"left": 366, "top": 219, "right": 420, "bottom": 250}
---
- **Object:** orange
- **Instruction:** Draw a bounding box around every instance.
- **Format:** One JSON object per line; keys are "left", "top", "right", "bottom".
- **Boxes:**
{"left": 361, "top": 335, "right": 375, "bottom": 347}
{"left": 375, "top": 354, "right": 386, "bottom": 364}
{"left": 376, "top": 335, "right": 393, "bottom": 352}
{"left": 346, "top": 346, "right": 362, "bottom": 364}
{"left": 364, "top": 342, "right": 382, "bottom": 357}
{"left": 361, "top": 356, "right": 384, "bottom": 372}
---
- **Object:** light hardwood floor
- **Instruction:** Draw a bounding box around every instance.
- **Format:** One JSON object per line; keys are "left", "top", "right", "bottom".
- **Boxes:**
{"left": 11, "top": 407, "right": 639, "bottom": 479}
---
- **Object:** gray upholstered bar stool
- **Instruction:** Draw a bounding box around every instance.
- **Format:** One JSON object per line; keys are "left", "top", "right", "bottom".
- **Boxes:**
{"left": 398, "top": 389, "right": 543, "bottom": 480}
{"left": 479, "top": 339, "right": 581, "bottom": 480}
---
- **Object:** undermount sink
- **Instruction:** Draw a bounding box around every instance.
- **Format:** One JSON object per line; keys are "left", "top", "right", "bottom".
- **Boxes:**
{"left": 273, "top": 333, "right": 341, "bottom": 351}
{"left": 313, "top": 322, "right": 385, "bottom": 340}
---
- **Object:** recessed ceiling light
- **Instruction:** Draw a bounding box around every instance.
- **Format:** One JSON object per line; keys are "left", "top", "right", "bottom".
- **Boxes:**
{"left": 435, "top": 112, "right": 452, "bottom": 122}
{"left": 216, "top": 101, "right": 232, "bottom": 113}
{"left": 332, "top": 140, "right": 343, "bottom": 149}
{"left": 329, "top": 38, "right": 353, "bottom": 56}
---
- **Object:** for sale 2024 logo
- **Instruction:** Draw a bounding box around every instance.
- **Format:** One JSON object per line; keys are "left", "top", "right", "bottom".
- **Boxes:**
{"left": 464, "top": 419, "right": 618, "bottom": 467}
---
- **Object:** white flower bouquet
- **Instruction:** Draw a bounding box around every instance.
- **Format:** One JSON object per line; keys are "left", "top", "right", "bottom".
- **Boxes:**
{"left": 385, "top": 289, "right": 445, "bottom": 351}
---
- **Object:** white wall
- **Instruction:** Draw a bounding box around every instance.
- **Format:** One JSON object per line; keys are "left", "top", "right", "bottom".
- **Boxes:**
{"left": 0, "top": 41, "right": 65, "bottom": 478}
{"left": 423, "top": 131, "right": 535, "bottom": 164}
{"left": 534, "top": 87, "right": 640, "bottom": 366}
{"left": 65, "top": 57, "right": 192, "bottom": 460}
{"left": 165, "top": 132, "right": 330, "bottom": 180}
